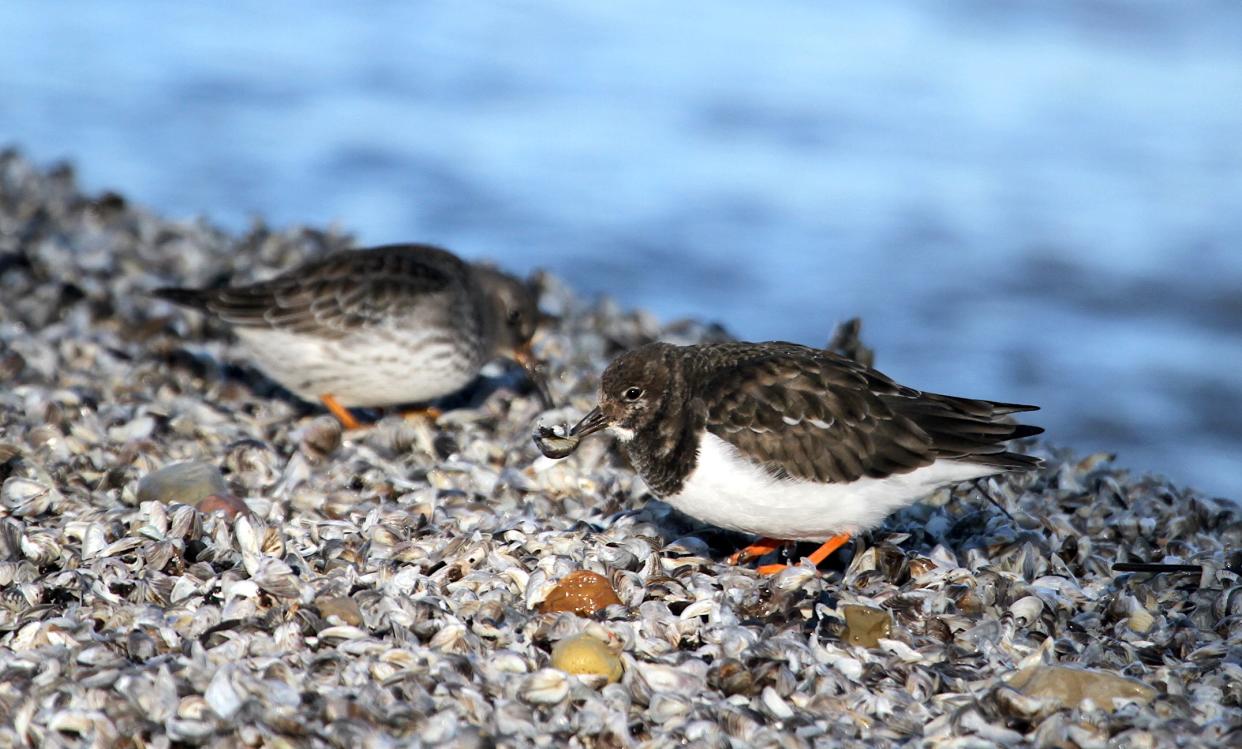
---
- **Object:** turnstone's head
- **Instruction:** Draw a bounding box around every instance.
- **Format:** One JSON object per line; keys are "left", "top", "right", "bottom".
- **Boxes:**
{"left": 571, "top": 343, "right": 677, "bottom": 442}
{"left": 473, "top": 266, "right": 550, "bottom": 405}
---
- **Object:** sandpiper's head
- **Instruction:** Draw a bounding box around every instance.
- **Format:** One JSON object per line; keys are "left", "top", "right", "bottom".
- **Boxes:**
{"left": 472, "top": 265, "right": 550, "bottom": 405}
{"left": 571, "top": 343, "right": 676, "bottom": 442}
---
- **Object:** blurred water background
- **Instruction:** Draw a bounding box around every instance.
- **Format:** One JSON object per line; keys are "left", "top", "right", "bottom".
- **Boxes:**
{"left": 1, "top": 2, "right": 1239, "bottom": 498}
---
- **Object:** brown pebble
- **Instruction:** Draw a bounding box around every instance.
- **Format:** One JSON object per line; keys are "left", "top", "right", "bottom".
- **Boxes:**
{"left": 539, "top": 570, "right": 622, "bottom": 616}
{"left": 315, "top": 596, "right": 364, "bottom": 627}
{"left": 842, "top": 604, "right": 891, "bottom": 648}
{"left": 137, "top": 461, "right": 230, "bottom": 506}
{"left": 195, "top": 494, "right": 251, "bottom": 519}
{"left": 550, "top": 634, "right": 623, "bottom": 683}
{"left": 1008, "top": 665, "right": 1156, "bottom": 711}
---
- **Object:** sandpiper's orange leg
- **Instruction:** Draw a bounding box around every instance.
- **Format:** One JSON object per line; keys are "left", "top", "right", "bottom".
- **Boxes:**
{"left": 320, "top": 394, "right": 361, "bottom": 430}
{"left": 400, "top": 406, "right": 443, "bottom": 422}
{"left": 756, "top": 532, "right": 853, "bottom": 576}
{"left": 728, "top": 537, "right": 786, "bottom": 565}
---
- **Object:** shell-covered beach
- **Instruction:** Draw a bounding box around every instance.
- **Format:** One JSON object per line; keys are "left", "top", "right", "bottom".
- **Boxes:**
{"left": 1, "top": 152, "right": 1239, "bottom": 747}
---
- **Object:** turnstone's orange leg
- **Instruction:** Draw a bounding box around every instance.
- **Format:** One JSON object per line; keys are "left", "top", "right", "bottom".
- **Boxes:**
{"left": 320, "top": 394, "right": 361, "bottom": 430}
{"left": 400, "top": 406, "right": 443, "bottom": 422}
{"left": 806, "top": 532, "right": 852, "bottom": 566}
{"left": 728, "top": 537, "right": 785, "bottom": 565}
{"left": 756, "top": 532, "right": 852, "bottom": 576}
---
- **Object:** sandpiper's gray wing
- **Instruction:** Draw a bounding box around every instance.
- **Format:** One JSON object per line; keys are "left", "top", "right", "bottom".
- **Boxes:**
{"left": 154, "top": 244, "right": 466, "bottom": 338}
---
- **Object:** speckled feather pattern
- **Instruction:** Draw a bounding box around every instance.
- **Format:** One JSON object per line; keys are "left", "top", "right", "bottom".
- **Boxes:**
{"left": 159, "top": 245, "right": 471, "bottom": 337}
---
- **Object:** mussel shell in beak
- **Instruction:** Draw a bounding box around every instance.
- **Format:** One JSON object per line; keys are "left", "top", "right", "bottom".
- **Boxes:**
{"left": 533, "top": 424, "right": 581, "bottom": 459}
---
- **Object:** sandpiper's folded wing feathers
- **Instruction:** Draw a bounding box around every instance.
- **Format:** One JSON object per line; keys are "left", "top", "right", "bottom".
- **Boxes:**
{"left": 154, "top": 245, "right": 462, "bottom": 336}
{"left": 699, "top": 343, "right": 1040, "bottom": 484}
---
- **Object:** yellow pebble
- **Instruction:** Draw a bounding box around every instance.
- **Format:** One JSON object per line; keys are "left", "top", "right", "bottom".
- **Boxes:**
{"left": 550, "top": 634, "right": 623, "bottom": 683}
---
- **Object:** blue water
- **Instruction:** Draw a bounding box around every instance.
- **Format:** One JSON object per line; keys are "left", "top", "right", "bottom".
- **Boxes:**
{"left": 3, "top": 2, "right": 1240, "bottom": 498}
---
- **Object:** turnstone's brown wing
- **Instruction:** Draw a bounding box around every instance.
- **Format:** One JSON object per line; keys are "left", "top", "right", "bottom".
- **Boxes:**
{"left": 700, "top": 343, "right": 1041, "bottom": 484}
{"left": 154, "top": 244, "right": 464, "bottom": 338}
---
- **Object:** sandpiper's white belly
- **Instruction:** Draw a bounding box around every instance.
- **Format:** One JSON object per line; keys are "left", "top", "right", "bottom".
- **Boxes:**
{"left": 664, "top": 433, "right": 998, "bottom": 541}
{"left": 235, "top": 328, "right": 478, "bottom": 407}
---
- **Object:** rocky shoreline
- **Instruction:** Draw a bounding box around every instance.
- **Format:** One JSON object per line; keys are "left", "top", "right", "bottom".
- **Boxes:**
{"left": 1, "top": 151, "right": 1239, "bottom": 747}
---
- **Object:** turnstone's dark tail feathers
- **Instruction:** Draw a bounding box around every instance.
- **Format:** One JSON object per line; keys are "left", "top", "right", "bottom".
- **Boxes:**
{"left": 895, "top": 393, "right": 1043, "bottom": 471}
{"left": 972, "top": 400, "right": 1040, "bottom": 416}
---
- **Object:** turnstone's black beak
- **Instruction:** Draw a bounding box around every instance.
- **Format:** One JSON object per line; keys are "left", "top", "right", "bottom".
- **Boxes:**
{"left": 569, "top": 406, "right": 608, "bottom": 438}
{"left": 514, "top": 343, "right": 553, "bottom": 408}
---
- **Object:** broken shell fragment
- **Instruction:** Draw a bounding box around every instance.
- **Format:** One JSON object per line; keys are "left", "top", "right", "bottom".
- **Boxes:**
{"left": 316, "top": 596, "right": 364, "bottom": 627}
{"left": 522, "top": 669, "right": 570, "bottom": 705}
{"left": 533, "top": 424, "right": 581, "bottom": 459}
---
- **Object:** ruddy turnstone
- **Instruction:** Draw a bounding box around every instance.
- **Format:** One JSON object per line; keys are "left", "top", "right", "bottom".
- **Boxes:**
{"left": 155, "top": 243, "right": 550, "bottom": 429}
{"left": 539, "top": 341, "right": 1042, "bottom": 574}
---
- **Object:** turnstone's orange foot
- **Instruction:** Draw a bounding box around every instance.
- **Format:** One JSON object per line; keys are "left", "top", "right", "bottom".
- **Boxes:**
{"left": 752, "top": 532, "right": 853, "bottom": 576}
{"left": 153, "top": 244, "right": 553, "bottom": 419}
{"left": 549, "top": 340, "right": 1043, "bottom": 565}
{"left": 727, "top": 537, "right": 785, "bottom": 565}
{"left": 320, "top": 394, "right": 361, "bottom": 431}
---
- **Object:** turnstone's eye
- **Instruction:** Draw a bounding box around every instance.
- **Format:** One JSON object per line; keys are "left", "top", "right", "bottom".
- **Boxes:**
{"left": 506, "top": 309, "right": 522, "bottom": 325}
{"left": 623, "top": 387, "right": 643, "bottom": 401}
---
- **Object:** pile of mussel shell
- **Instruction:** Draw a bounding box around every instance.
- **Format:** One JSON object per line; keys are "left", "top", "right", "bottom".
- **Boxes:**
{"left": 1, "top": 150, "right": 1238, "bottom": 747}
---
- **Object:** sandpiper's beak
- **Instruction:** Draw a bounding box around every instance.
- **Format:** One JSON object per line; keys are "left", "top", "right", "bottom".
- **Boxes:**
{"left": 514, "top": 342, "right": 553, "bottom": 408}
{"left": 569, "top": 406, "right": 609, "bottom": 438}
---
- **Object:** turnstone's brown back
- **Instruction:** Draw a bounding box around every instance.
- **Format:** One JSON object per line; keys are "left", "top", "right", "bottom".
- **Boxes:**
{"left": 687, "top": 341, "right": 1042, "bottom": 483}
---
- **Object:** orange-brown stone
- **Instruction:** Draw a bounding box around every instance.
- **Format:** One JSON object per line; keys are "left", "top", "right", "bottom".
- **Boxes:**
{"left": 196, "top": 494, "right": 251, "bottom": 519}
{"left": 539, "top": 570, "right": 622, "bottom": 616}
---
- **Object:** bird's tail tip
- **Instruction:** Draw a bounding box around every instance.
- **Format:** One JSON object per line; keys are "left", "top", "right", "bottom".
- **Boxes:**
{"left": 150, "top": 286, "right": 208, "bottom": 308}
